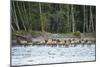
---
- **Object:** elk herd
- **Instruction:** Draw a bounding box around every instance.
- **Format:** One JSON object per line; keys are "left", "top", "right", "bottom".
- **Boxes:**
{"left": 12, "top": 38, "right": 96, "bottom": 47}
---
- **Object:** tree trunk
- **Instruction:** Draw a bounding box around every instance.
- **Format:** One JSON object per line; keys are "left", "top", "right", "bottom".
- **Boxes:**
{"left": 22, "top": 1, "right": 29, "bottom": 31}
{"left": 11, "top": 25, "right": 15, "bottom": 32}
{"left": 67, "top": 5, "right": 70, "bottom": 32}
{"left": 28, "top": 2, "right": 32, "bottom": 31}
{"left": 83, "top": 6, "right": 86, "bottom": 33}
{"left": 71, "top": 5, "right": 75, "bottom": 33}
{"left": 12, "top": 1, "right": 20, "bottom": 31}
{"left": 16, "top": 1, "right": 26, "bottom": 31}
{"left": 85, "top": 6, "right": 89, "bottom": 32}
{"left": 90, "top": 6, "right": 94, "bottom": 32}
{"left": 39, "top": 2, "right": 44, "bottom": 32}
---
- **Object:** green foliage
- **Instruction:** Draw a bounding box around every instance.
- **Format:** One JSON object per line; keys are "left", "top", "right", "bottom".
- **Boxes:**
{"left": 11, "top": 1, "right": 96, "bottom": 33}
{"left": 73, "top": 31, "right": 81, "bottom": 36}
{"left": 12, "top": 30, "right": 29, "bottom": 36}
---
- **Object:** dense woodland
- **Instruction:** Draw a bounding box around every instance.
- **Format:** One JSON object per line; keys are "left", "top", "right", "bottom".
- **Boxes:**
{"left": 11, "top": 1, "right": 96, "bottom": 33}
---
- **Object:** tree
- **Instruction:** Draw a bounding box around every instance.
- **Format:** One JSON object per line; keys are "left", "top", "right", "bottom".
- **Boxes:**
{"left": 83, "top": 5, "right": 86, "bottom": 32}
{"left": 71, "top": 4, "right": 75, "bottom": 33}
{"left": 90, "top": 6, "right": 94, "bottom": 32}
{"left": 39, "top": 2, "right": 44, "bottom": 32}
{"left": 12, "top": 1, "right": 20, "bottom": 31}
{"left": 11, "top": 1, "right": 96, "bottom": 33}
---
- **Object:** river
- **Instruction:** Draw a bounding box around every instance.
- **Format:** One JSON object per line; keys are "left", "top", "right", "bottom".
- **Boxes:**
{"left": 11, "top": 44, "right": 95, "bottom": 66}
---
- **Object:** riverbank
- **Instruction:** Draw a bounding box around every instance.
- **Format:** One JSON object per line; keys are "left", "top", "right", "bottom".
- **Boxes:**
{"left": 11, "top": 31, "right": 96, "bottom": 47}
{"left": 12, "top": 31, "right": 96, "bottom": 39}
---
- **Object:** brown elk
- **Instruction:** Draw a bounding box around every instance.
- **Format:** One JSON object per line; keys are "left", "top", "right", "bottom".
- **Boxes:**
{"left": 16, "top": 38, "right": 27, "bottom": 45}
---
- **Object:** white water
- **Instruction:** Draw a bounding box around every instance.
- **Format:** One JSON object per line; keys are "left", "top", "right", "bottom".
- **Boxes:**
{"left": 11, "top": 44, "right": 95, "bottom": 66}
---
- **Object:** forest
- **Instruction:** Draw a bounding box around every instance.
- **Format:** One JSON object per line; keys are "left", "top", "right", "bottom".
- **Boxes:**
{"left": 11, "top": 1, "right": 96, "bottom": 35}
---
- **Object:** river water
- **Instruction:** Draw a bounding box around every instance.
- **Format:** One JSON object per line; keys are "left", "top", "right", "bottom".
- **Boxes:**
{"left": 11, "top": 44, "right": 96, "bottom": 66}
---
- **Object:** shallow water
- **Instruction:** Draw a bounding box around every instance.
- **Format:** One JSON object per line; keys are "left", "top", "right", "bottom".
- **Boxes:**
{"left": 11, "top": 44, "right": 96, "bottom": 66}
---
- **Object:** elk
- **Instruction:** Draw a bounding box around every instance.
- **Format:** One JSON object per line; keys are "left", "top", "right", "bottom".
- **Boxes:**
{"left": 16, "top": 38, "right": 27, "bottom": 45}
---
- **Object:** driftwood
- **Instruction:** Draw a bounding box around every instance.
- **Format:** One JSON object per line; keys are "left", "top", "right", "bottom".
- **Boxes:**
{"left": 15, "top": 34, "right": 27, "bottom": 39}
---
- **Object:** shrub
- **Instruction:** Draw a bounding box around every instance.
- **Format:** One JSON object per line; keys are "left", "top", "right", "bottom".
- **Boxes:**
{"left": 73, "top": 31, "right": 81, "bottom": 36}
